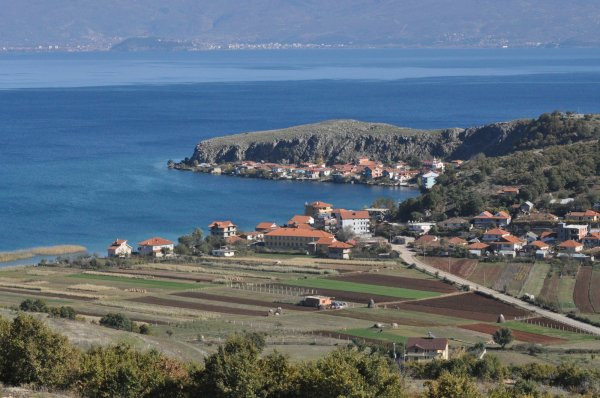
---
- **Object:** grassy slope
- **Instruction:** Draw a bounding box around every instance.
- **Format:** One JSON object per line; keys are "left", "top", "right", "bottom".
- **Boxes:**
{"left": 519, "top": 262, "right": 551, "bottom": 298}
{"left": 67, "top": 273, "right": 205, "bottom": 290}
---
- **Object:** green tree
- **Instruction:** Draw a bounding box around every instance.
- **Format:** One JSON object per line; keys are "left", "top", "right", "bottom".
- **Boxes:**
{"left": 19, "top": 298, "right": 48, "bottom": 313}
{"left": 294, "top": 348, "right": 405, "bottom": 398}
{"left": 76, "top": 343, "right": 189, "bottom": 398}
{"left": 492, "top": 328, "right": 514, "bottom": 349}
{"left": 425, "top": 370, "right": 481, "bottom": 398}
{"left": 0, "top": 314, "right": 80, "bottom": 389}
{"left": 100, "top": 313, "right": 134, "bottom": 332}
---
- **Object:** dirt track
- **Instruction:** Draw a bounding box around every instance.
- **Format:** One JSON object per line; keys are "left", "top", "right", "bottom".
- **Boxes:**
{"left": 332, "top": 273, "right": 456, "bottom": 293}
{"left": 127, "top": 296, "right": 268, "bottom": 317}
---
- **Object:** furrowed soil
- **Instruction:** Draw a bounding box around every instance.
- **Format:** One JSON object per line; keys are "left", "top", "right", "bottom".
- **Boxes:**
{"left": 172, "top": 291, "right": 313, "bottom": 311}
{"left": 393, "top": 292, "right": 529, "bottom": 322}
{"left": 574, "top": 266, "right": 594, "bottom": 313}
{"left": 422, "top": 257, "right": 478, "bottom": 278}
{"left": 319, "top": 309, "right": 441, "bottom": 327}
{"left": 127, "top": 296, "right": 268, "bottom": 317}
{"left": 590, "top": 267, "right": 600, "bottom": 313}
{"left": 538, "top": 273, "right": 560, "bottom": 307}
{"left": 0, "top": 286, "right": 96, "bottom": 301}
{"left": 331, "top": 273, "right": 456, "bottom": 293}
{"left": 522, "top": 317, "right": 587, "bottom": 333}
{"left": 459, "top": 323, "right": 566, "bottom": 344}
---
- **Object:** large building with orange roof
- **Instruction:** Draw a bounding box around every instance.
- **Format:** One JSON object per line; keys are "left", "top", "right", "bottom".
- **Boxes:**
{"left": 264, "top": 228, "right": 334, "bottom": 252}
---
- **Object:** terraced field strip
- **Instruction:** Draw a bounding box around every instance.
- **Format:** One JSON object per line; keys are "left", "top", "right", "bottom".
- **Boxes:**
{"left": 67, "top": 273, "right": 205, "bottom": 290}
{"left": 507, "top": 263, "right": 532, "bottom": 296}
{"left": 127, "top": 296, "right": 268, "bottom": 317}
{"left": 574, "top": 266, "right": 594, "bottom": 313}
{"left": 510, "top": 319, "right": 594, "bottom": 340}
{"left": 557, "top": 275, "right": 577, "bottom": 311}
{"left": 172, "top": 291, "right": 313, "bottom": 311}
{"left": 468, "top": 263, "right": 504, "bottom": 288}
{"left": 331, "top": 273, "right": 456, "bottom": 293}
{"left": 538, "top": 273, "right": 560, "bottom": 307}
{"left": 422, "top": 257, "right": 478, "bottom": 279}
{"left": 285, "top": 278, "right": 442, "bottom": 300}
{"left": 519, "top": 262, "right": 551, "bottom": 298}
{"left": 0, "top": 286, "right": 95, "bottom": 301}
{"left": 458, "top": 323, "right": 565, "bottom": 344}
{"left": 106, "top": 269, "right": 215, "bottom": 283}
{"left": 394, "top": 292, "right": 529, "bottom": 323}
{"left": 590, "top": 267, "right": 600, "bottom": 313}
{"left": 313, "top": 329, "right": 405, "bottom": 345}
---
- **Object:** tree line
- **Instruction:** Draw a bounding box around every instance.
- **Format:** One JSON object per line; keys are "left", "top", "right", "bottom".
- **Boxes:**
{"left": 0, "top": 314, "right": 599, "bottom": 397}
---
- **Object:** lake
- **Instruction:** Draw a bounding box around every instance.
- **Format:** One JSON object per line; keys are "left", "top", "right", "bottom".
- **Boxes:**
{"left": 1, "top": 48, "right": 600, "bottom": 254}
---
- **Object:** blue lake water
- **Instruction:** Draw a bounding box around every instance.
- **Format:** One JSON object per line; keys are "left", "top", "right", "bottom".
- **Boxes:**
{"left": 1, "top": 49, "right": 600, "bottom": 254}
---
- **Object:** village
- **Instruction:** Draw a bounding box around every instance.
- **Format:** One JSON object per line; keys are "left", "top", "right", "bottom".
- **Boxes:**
{"left": 174, "top": 155, "right": 456, "bottom": 187}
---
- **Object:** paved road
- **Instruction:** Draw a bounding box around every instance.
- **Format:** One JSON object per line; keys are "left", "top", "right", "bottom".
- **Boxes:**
{"left": 392, "top": 240, "right": 600, "bottom": 336}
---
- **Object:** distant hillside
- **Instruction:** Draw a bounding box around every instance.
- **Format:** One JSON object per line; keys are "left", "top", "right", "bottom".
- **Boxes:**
{"left": 182, "top": 113, "right": 600, "bottom": 166}
{"left": 2, "top": 1, "right": 600, "bottom": 49}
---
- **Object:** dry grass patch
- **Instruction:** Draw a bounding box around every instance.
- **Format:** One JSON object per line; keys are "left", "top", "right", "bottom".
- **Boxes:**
{"left": 26, "top": 269, "right": 57, "bottom": 276}
{"left": 96, "top": 299, "right": 220, "bottom": 319}
{"left": 0, "top": 245, "right": 86, "bottom": 262}
{"left": 67, "top": 283, "right": 117, "bottom": 292}
{"left": 83, "top": 270, "right": 154, "bottom": 279}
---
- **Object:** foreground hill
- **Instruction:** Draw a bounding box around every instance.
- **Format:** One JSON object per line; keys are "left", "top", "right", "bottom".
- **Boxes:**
{"left": 182, "top": 113, "right": 600, "bottom": 166}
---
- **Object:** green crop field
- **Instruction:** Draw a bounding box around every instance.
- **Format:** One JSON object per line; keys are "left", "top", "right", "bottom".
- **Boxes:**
{"left": 285, "top": 278, "right": 441, "bottom": 299}
{"left": 503, "top": 321, "right": 595, "bottom": 342}
{"left": 557, "top": 276, "right": 577, "bottom": 311}
{"left": 67, "top": 273, "right": 205, "bottom": 290}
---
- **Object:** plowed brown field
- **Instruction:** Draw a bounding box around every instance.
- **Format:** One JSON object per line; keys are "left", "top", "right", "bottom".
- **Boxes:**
{"left": 422, "top": 258, "right": 478, "bottom": 278}
{"left": 172, "top": 291, "right": 312, "bottom": 311}
{"left": 574, "top": 267, "right": 594, "bottom": 313}
{"left": 394, "top": 292, "right": 529, "bottom": 322}
{"left": 332, "top": 273, "right": 456, "bottom": 293}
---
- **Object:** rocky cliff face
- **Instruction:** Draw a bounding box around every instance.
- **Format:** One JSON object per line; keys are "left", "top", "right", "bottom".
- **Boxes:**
{"left": 182, "top": 114, "right": 599, "bottom": 165}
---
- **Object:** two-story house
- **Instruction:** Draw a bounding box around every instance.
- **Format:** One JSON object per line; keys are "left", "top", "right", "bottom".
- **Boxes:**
{"left": 209, "top": 221, "right": 238, "bottom": 239}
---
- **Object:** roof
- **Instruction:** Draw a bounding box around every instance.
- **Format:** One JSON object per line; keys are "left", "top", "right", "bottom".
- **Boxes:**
{"left": 138, "top": 237, "right": 173, "bottom": 246}
{"left": 315, "top": 236, "right": 336, "bottom": 245}
{"left": 328, "top": 241, "right": 353, "bottom": 249}
{"left": 484, "top": 228, "right": 509, "bottom": 236}
{"left": 559, "top": 240, "right": 583, "bottom": 248}
{"left": 529, "top": 240, "right": 550, "bottom": 249}
{"left": 265, "top": 228, "right": 334, "bottom": 239}
{"left": 468, "top": 242, "right": 490, "bottom": 250}
{"left": 209, "top": 220, "right": 236, "bottom": 229}
{"left": 567, "top": 210, "right": 600, "bottom": 217}
{"left": 422, "top": 171, "right": 439, "bottom": 178}
{"left": 308, "top": 201, "right": 333, "bottom": 208}
{"left": 475, "top": 211, "right": 510, "bottom": 220}
{"left": 415, "top": 235, "right": 439, "bottom": 245}
{"left": 335, "top": 209, "right": 370, "bottom": 220}
{"left": 447, "top": 237, "right": 468, "bottom": 245}
{"left": 406, "top": 337, "right": 448, "bottom": 351}
{"left": 439, "top": 217, "right": 469, "bottom": 224}
{"left": 288, "top": 215, "right": 313, "bottom": 225}
{"left": 255, "top": 222, "right": 278, "bottom": 230}
{"left": 225, "top": 236, "right": 244, "bottom": 244}
{"left": 584, "top": 232, "right": 600, "bottom": 240}
{"left": 110, "top": 239, "right": 127, "bottom": 246}
{"left": 498, "top": 235, "right": 524, "bottom": 244}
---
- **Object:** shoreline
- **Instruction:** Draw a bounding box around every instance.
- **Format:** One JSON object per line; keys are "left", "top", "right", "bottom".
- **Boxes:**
{"left": 0, "top": 245, "right": 87, "bottom": 266}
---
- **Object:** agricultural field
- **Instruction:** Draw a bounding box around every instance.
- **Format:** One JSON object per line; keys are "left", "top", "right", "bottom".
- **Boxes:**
{"left": 519, "top": 262, "right": 551, "bottom": 298}
{"left": 0, "top": 256, "right": 597, "bottom": 369}
{"left": 421, "top": 257, "right": 478, "bottom": 278}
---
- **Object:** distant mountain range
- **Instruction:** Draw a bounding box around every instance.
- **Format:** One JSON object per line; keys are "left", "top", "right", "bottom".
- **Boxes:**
{"left": 2, "top": 0, "right": 600, "bottom": 50}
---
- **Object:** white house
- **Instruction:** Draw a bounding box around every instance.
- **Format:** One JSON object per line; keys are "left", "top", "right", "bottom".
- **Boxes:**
{"left": 211, "top": 247, "right": 235, "bottom": 257}
{"left": 107, "top": 239, "right": 132, "bottom": 258}
{"left": 333, "top": 209, "right": 371, "bottom": 235}
{"left": 407, "top": 222, "right": 436, "bottom": 235}
{"left": 421, "top": 171, "right": 439, "bottom": 189}
{"left": 405, "top": 337, "right": 449, "bottom": 362}
{"left": 138, "top": 237, "right": 174, "bottom": 258}
{"left": 209, "top": 221, "right": 238, "bottom": 239}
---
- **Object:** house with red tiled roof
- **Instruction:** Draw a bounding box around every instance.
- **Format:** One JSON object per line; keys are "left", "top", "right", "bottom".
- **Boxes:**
{"left": 304, "top": 201, "right": 333, "bottom": 218}
{"left": 264, "top": 228, "right": 334, "bottom": 253}
{"left": 468, "top": 242, "right": 490, "bottom": 256}
{"left": 558, "top": 240, "right": 584, "bottom": 253}
{"left": 328, "top": 241, "right": 353, "bottom": 260}
{"left": 209, "top": 221, "right": 237, "bottom": 239}
{"left": 413, "top": 235, "right": 440, "bottom": 248}
{"left": 138, "top": 237, "right": 174, "bottom": 257}
{"left": 405, "top": 337, "right": 449, "bottom": 362}
{"left": 447, "top": 237, "right": 468, "bottom": 247}
{"left": 490, "top": 234, "right": 525, "bottom": 253}
{"left": 287, "top": 215, "right": 315, "bottom": 228}
{"left": 565, "top": 210, "right": 600, "bottom": 223}
{"left": 482, "top": 228, "right": 511, "bottom": 242}
{"left": 583, "top": 232, "right": 600, "bottom": 248}
{"left": 107, "top": 239, "right": 132, "bottom": 258}
{"left": 473, "top": 211, "right": 511, "bottom": 228}
{"left": 526, "top": 240, "right": 551, "bottom": 258}
{"left": 255, "top": 222, "right": 278, "bottom": 233}
{"left": 333, "top": 209, "right": 371, "bottom": 235}
{"left": 497, "top": 187, "right": 520, "bottom": 195}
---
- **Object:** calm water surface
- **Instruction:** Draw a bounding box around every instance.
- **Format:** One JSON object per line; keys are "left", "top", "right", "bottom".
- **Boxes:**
{"left": 1, "top": 49, "right": 600, "bottom": 254}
